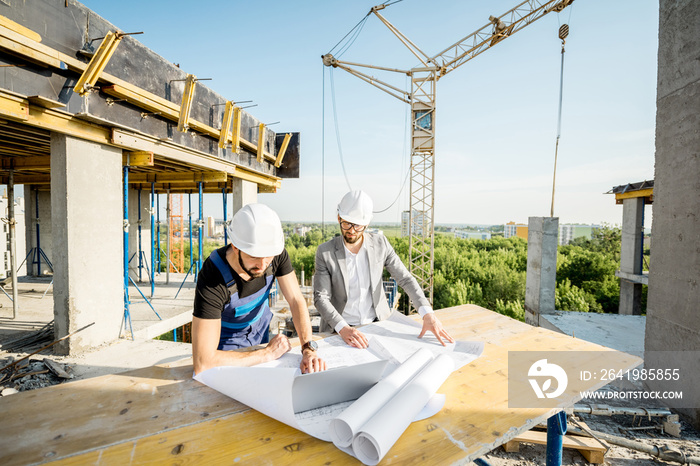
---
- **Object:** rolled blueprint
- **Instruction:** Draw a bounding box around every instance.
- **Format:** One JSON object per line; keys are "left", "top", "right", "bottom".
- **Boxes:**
{"left": 329, "top": 348, "right": 434, "bottom": 447}
{"left": 352, "top": 353, "right": 455, "bottom": 465}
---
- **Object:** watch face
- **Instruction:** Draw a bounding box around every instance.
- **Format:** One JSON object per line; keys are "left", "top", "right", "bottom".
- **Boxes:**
{"left": 306, "top": 340, "right": 318, "bottom": 351}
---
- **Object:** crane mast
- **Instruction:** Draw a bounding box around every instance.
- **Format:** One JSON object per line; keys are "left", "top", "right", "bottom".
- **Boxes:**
{"left": 323, "top": 0, "right": 574, "bottom": 305}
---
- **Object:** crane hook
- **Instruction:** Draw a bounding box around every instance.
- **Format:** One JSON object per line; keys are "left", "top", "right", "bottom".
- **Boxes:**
{"left": 559, "top": 24, "right": 569, "bottom": 51}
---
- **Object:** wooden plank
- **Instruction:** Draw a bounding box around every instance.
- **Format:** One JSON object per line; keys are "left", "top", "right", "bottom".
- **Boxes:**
{"left": 504, "top": 430, "right": 606, "bottom": 464}
{"left": 0, "top": 305, "right": 640, "bottom": 465}
{"left": 123, "top": 150, "right": 154, "bottom": 167}
{"left": 0, "top": 155, "right": 50, "bottom": 169}
{"left": 128, "top": 172, "right": 228, "bottom": 184}
{"left": 0, "top": 15, "right": 42, "bottom": 43}
{"left": 615, "top": 187, "right": 653, "bottom": 201}
{"left": 27, "top": 95, "right": 65, "bottom": 109}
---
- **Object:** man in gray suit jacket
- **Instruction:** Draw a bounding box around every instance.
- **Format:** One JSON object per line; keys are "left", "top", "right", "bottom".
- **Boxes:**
{"left": 313, "top": 191, "right": 454, "bottom": 349}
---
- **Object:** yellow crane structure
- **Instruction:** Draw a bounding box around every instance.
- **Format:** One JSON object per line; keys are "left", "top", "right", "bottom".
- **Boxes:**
{"left": 323, "top": 0, "right": 575, "bottom": 303}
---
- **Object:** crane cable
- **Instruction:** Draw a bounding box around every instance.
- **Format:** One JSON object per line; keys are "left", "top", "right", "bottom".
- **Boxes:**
{"left": 323, "top": 1, "right": 412, "bottom": 215}
{"left": 550, "top": 22, "right": 569, "bottom": 218}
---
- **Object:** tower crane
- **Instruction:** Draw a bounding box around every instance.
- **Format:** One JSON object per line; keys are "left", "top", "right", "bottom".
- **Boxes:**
{"left": 323, "top": 0, "right": 575, "bottom": 304}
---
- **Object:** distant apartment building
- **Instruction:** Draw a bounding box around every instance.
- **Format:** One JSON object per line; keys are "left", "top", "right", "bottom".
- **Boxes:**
{"left": 1, "top": 196, "right": 26, "bottom": 278}
{"left": 401, "top": 210, "right": 425, "bottom": 237}
{"left": 504, "top": 221, "right": 528, "bottom": 239}
{"left": 205, "top": 216, "right": 226, "bottom": 238}
{"left": 293, "top": 225, "right": 312, "bottom": 237}
{"left": 558, "top": 224, "right": 600, "bottom": 245}
{"left": 454, "top": 230, "right": 491, "bottom": 240}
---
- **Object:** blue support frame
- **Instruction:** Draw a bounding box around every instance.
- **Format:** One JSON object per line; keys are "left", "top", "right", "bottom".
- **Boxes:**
{"left": 156, "top": 193, "right": 161, "bottom": 275}
{"left": 546, "top": 411, "right": 567, "bottom": 466}
{"left": 150, "top": 183, "right": 156, "bottom": 298}
{"left": 122, "top": 166, "right": 134, "bottom": 339}
{"left": 197, "top": 182, "right": 203, "bottom": 276}
{"left": 122, "top": 166, "right": 162, "bottom": 340}
{"left": 223, "top": 188, "right": 228, "bottom": 244}
{"left": 128, "top": 188, "right": 152, "bottom": 285}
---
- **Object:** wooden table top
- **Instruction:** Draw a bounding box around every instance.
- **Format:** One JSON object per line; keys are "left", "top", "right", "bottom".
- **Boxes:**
{"left": 0, "top": 305, "right": 641, "bottom": 465}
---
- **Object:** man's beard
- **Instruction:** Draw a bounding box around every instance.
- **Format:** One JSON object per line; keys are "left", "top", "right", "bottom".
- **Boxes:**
{"left": 343, "top": 230, "right": 362, "bottom": 244}
{"left": 239, "top": 253, "right": 265, "bottom": 278}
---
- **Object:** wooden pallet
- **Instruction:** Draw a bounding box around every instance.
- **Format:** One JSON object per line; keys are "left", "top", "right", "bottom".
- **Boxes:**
{"left": 503, "top": 429, "right": 608, "bottom": 464}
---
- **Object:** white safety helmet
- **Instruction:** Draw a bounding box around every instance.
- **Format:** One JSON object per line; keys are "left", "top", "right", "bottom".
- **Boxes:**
{"left": 337, "top": 190, "right": 373, "bottom": 226}
{"left": 227, "top": 203, "right": 284, "bottom": 258}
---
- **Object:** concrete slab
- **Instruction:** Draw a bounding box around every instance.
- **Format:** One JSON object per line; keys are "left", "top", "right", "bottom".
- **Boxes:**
{"left": 541, "top": 311, "right": 646, "bottom": 357}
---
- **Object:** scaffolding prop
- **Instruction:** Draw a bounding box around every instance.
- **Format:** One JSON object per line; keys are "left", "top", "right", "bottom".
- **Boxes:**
{"left": 174, "top": 192, "right": 197, "bottom": 299}
{"left": 128, "top": 188, "right": 152, "bottom": 285}
{"left": 121, "top": 162, "right": 161, "bottom": 340}
{"left": 19, "top": 187, "right": 54, "bottom": 278}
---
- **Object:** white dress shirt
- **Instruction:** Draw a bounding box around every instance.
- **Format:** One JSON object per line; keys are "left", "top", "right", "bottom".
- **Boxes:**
{"left": 336, "top": 241, "right": 376, "bottom": 332}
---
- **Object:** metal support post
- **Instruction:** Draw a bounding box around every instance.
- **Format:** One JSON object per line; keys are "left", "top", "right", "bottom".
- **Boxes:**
{"left": 8, "top": 169, "right": 18, "bottom": 319}
{"left": 137, "top": 188, "right": 143, "bottom": 281}
{"left": 150, "top": 183, "right": 155, "bottom": 297}
{"left": 34, "top": 187, "right": 42, "bottom": 276}
{"left": 156, "top": 193, "right": 161, "bottom": 275}
{"left": 166, "top": 189, "right": 170, "bottom": 285}
{"left": 546, "top": 411, "right": 567, "bottom": 466}
{"left": 174, "top": 193, "right": 196, "bottom": 299}
{"left": 222, "top": 188, "right": 228, "bottom": 244}
{"left": 189, "top": 193, "right": 194, "bottom": 275}
{"left": 198, "top": 182, "right": 203, "bottom": 275}
{"left": 123, "top": 165, "right": 161, "bottom": 341}
{"left": 122, "top": 165, "right": 134, "bottom": 339}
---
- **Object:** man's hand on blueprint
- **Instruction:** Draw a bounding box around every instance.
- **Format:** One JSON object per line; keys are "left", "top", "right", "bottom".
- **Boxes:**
{"left": 339, "top": 326, "right": 370, "bottom": 349}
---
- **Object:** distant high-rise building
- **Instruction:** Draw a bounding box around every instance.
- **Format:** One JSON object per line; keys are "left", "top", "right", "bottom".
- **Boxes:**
{"left": 504, "top": 221, "right": 528, "bottom": 239}
{"left": 558, "top": 224, "right": 601, "bottom": 245}
{"left": 401, "top": 210, "right": 425, "bottom": 237}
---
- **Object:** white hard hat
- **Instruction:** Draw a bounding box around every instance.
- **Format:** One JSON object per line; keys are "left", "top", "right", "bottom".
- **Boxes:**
{"left": 227, "top": 204, "right": 284, "bottom": 257}
{"left": 337, "top": 190, "right": 373, "bottom": 225}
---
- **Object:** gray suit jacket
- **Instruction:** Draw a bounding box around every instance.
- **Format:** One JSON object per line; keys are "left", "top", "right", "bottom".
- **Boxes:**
{"left": 313, "top": 233, "right": 430, "bottom": 333}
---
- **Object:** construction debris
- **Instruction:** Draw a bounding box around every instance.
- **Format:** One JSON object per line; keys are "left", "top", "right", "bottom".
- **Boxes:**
{"left": 0, "top": 356, "right": 74, "bottom": 394}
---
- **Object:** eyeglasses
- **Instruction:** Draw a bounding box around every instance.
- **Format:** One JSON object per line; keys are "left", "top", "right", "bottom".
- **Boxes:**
{"left": 340, "top": 221, "right": 366, "bottom": 232}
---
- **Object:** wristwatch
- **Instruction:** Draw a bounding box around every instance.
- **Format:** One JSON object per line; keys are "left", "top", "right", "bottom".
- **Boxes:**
{"left": 302, "top": 340, "right": 318, "bottom": 352}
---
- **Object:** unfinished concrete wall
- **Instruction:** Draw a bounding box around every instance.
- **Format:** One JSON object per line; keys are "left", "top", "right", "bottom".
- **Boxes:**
{"left": 525, "top": 217, "right": 558, "bottom": 326}
{"left": 23, "top": 187, "right": 53, "bottom": 276}
{"left": 645, "top": 0, "right": 700, "bottom": 428}
{"left": 51, "top": 134, "right": 123, "bottom": 354}
{"left": 128, "top": 188, "right": 152, "bottom": 283}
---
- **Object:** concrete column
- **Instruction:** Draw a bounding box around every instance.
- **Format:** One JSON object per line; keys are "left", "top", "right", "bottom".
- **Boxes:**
{"left": 231, "top": 178, "right": 257, "bottom": 216}
{"left": 619, "top": 197, "right": 644, "bottom": 315}
{"left": 127, "top": 188, "right": 152, "bottom": 282}
{"left": 525, "top": 217, "right": 559, "bottom": 326}
{"left": 23, "top": 186, "right": 53, "bottom": 277}
{"left": 51, "top": 134, "right": 123, "bottom": 354}
{"left": 645, "top": 0, "right": 700, "bottom": 429}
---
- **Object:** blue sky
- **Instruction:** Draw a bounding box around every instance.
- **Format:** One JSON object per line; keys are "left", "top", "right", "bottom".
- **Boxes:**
{"left": 80, "top": 0, "right": 658, "bottom": 228}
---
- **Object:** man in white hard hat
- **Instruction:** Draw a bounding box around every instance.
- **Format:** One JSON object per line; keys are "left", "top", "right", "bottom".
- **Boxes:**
{"left": 313, "top": 190, "right": 454, "bottom": 348}
{"left": 192, "top": 203, "right": 326, "bottom": 375}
